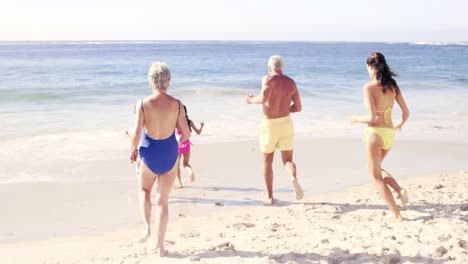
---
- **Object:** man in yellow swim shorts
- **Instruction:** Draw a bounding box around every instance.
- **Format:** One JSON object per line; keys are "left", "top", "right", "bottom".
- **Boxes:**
{"left": 246, "top": 55, "right": 304, "bottom": 205}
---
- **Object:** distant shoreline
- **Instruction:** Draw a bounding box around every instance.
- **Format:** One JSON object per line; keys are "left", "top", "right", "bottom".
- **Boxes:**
{"left": 1, "top": 40, "right": 467, "bottom": 45}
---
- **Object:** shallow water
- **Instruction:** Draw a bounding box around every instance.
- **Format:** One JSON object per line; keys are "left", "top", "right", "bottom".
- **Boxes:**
{"left": 1, "top": 41, "right": 467, "bottom": 183}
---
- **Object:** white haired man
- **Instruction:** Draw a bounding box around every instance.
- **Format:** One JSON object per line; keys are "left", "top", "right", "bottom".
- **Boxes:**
{"left": 246, "top": 55, "right": 304, "bottom": 205}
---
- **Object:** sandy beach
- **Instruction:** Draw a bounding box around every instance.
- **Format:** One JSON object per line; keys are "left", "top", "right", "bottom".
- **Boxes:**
{"left": 1, "top": 0, "right": 468, "bottom": 262}
{"left": 1, "top": 138, "right": 467, "bottom": 263}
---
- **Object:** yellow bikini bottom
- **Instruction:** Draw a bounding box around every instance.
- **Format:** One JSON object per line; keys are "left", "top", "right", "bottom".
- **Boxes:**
{"left": 364, "top": 127, "right": 395, "bottom": 150}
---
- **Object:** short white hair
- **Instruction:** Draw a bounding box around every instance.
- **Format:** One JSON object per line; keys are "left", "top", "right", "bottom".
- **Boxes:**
{"left": 268, "top": 55, "right": 284, "bottom": 69}
{"left": 148, "top": 62, "right": 171, "bottom": 90}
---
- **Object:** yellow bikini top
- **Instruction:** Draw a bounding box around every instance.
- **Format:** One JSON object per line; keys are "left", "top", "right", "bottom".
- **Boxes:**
{"left": 376, "top": 107, "right": 392, "bottom": 124}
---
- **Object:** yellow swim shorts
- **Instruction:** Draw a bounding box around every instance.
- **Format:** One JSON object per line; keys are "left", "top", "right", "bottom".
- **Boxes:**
{"left": 259, "top": 116, "right": 294, "bottom": 153}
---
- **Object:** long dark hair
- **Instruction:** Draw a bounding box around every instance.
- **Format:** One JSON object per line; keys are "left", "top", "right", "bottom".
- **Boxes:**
{"left": 366, "top": 52, "right": 400, "bottom": 94}
{"left": 184, "top": 105, "right": 192, "bottom": 132}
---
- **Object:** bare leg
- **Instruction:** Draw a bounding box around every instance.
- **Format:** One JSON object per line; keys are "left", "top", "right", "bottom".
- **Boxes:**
{"left": 382, "top": 170, "right": 401, "bottom": 194}
{"left": 262, "top": 152, "right": 275, "bottom": 205}
{"left": 380, "top": 149, "right": 401, "bottom": 194}
{"left": 174, "top": 154, "right": 183, "bottom": 188}
{"left": 182, "top": 152, "right": 195, "bottom": 182}
{"left": 137, "top": 162, "right": 157, "bottom": 242}
{"left": 281, "top": 150, "right": 303, "bottom": 200}
{"left": 155, "top": 158, "right": 178, "bottom": 257}
{"left": 366, "top": 133, "right": 402, "bottom": 221}
{"left": 381, "top": 150, "right": 408, "bottom": 206}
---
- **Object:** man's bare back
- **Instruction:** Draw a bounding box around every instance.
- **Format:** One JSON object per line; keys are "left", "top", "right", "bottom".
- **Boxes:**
{"left": 262, "top": 74, "right": 300, "bottom": 119}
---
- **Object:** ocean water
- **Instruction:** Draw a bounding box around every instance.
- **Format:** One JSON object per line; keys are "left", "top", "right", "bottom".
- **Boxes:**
{"left": 1, "top": 41, "right": 467, "bottom": 183}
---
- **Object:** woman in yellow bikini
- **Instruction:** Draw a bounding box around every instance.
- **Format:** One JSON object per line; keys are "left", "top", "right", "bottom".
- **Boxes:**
{"left": 352, "top": 52, "right": 410, "bottom": 221}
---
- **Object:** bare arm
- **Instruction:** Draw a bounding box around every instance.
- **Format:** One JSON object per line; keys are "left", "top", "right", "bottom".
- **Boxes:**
{"left": 130, "top": 99, "right": 144, "bottom": 163}
{"left": 394, "top": 89, "right": 410, "bottom": 132}
{"left": 290, "top": 82, "right": 302, "bottom": 113}
{"left": 190, "top": 120, "right": 204, "bottom": 135}
{"left": 246, "top": 76, "right": 269, "bottom": 104}
{"left": 351, "top": 84, "right": 377, "bottom": 124}
{"left": 176, "top": 101, "right": 192, "bottom": 143}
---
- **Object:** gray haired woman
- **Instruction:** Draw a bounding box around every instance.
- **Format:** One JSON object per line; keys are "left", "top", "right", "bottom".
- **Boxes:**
{"left": 130, "top": 62, "right": 191, "bottom": 256}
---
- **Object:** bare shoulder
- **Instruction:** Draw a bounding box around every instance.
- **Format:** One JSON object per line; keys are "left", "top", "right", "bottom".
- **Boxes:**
{"left": 263, "top": 75, "right": 274, "bottom": 84}
{"left": 363, "top": 81, "right": 379, "bottom": 93}
{"left": 283, "top": 74, "right": 294, "bottom": 82}
{"left": 165, "top": 94, "right": 177, "bottom": 101}
{"left": 283, "top": 75, "right": 297, "bottom": 90}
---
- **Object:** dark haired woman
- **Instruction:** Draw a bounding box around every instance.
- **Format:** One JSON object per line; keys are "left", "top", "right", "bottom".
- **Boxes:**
{"left": 352, "top": 52, "right": 410, "bottom": 221}
{"left": 174, "top": 105, "right": 205, "bottom": 188}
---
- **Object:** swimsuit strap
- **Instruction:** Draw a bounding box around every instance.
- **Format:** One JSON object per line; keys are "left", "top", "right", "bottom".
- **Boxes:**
{"left": 177, "top": 99, "right": 180, "bottom": 117}
{"left": 376, "top": 107, "right": 391, "bottom": 113}
{"left": 376, "top": 107, "right": 392, "bottom": 124}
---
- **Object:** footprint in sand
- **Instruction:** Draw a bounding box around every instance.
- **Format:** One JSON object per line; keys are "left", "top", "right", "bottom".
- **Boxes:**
{"left": 286, "top": 208, "right": 296, "bottom": 216}
{"left": 230, "top": 222, "right": 255, "bottom": 231}
{"left": 180, "top": 232, "right": 200, "bottom": 238}
{"left": 267, "top": 222, "right": 286, "bottom": 232}
{"left": 457, "top": 239, "right": 467, "bottom": 249}
{"left": 209, "top": 242, "right": 235, "bottom": 251}
{"left": 189, "top": 255, "right": 202, "bottom": 261}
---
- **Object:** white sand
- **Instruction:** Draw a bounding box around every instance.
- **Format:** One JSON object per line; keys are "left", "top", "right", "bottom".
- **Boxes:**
{"left": 1, "top": 139, "right": 468, "bottom": 263}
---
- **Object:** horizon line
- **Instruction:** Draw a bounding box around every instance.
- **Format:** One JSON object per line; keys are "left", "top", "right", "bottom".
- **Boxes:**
{"left": 0, "top": 39, "right": 468, "bottom": 45}
{"left": 1, "top": 39, "right": 467, "bottom": 43}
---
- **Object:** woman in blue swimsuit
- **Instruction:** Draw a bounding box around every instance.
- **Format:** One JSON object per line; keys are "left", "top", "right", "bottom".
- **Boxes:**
{"left": 129, "top": 62, "right": 191, "bottom": 256}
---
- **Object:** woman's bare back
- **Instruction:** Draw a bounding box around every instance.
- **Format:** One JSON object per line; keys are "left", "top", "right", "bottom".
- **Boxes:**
{"left": 141, "top": 94, "right": 180, "bottom": 139}
{"left": 368, "top": 81, "right": 397, "bottom": 128}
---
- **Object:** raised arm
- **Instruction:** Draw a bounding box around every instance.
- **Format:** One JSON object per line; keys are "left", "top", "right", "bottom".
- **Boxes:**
{"left": 246, "top": 76, "right": 270, "bottom": 104}
{"left": 351, "top": 84, "right": 377, "bottom": 124}
{"left": 130, "top": 99, "right": 144, "bottom": 163}
{"left": 176, "top": 101, "right": 192, "bottom": 143}
{"left": 290, "top": 81, "right": 302, "bottom": 113}
{"left": 190, "top": 120, "right": 204, "bottom": 135}
{"left": 394, "top": 89, "right": 410, "bottom": 132}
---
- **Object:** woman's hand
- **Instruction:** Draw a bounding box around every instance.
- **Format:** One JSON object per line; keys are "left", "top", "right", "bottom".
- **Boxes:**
{"left": 351, "top": 116, "right": 359, "bottom": 124}
{"left": 394, "top": 123, "right": 403, "bottom": 133}
{"left": 200, "top": 121, "right": 205, "bottom": 127}
{"left": 130, "top": 148, "right": 138, "bottom": 163}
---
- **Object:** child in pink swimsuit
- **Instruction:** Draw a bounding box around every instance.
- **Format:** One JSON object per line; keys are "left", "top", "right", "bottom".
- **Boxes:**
{"left": 177, "top": 130, "right": 191, "bottom": 154}
{"left": 175, "top": 105, "right": 204, "bottom": 188}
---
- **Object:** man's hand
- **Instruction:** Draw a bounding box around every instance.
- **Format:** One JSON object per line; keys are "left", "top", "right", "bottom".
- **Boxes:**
{"left": 245, "top": 94, "right": 254, "bottom": 104}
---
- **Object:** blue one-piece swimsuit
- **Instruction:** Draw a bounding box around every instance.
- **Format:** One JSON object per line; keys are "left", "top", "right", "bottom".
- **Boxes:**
{"left": 138, "top": 99, "right": 179, "bottom": 175}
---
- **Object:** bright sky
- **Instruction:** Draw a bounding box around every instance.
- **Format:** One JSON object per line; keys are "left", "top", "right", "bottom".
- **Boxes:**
{"left": 1, "top": 0, "right": 467, "bottom": 42}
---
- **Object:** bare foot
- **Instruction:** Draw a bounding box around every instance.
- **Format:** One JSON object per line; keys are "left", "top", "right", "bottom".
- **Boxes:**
{"left": 136, "top": 230, "right": 151, "bottom": 243}
{"left": 187, "top": 167, "right": 195, "bottom": 182}
{"left": 262, "top": 191, "right": 275, "bottom": 205}
{"left": 397, "top": 188, "right": 409, "bottom": 206}
{"left": 190, "top": 171, "right": 195, "bottom": 182}
{"left": 387, "top": 215, "right": 403, "bottom": 222}
{"left": 291, "top": 177, "right": 304, "bottom": 200}
{"left": 155, "top": 242, "right": 168, "bottom": 257}
{"left": 174, "top": 180, "right": 183, "bottom": 189}
{"left": 158, "top": 249, "right": 168, "bottom": 257}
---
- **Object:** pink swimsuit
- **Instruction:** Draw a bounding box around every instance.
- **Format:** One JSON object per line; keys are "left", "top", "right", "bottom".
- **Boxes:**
{"left": 177, "top": 130, "right": 191, "bottom": 154}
